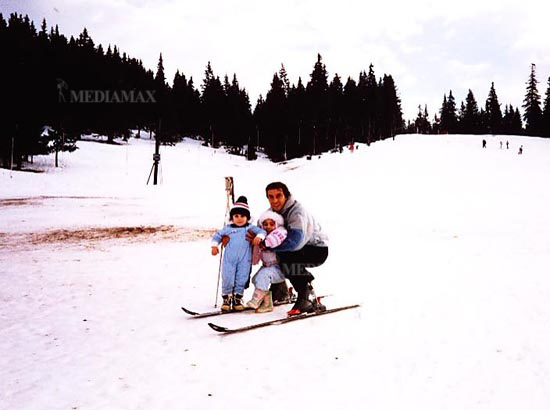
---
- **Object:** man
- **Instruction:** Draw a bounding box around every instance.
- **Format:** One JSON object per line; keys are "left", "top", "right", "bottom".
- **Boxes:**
{"left": 249, "top": 182, "right": 329, "bottom": 315}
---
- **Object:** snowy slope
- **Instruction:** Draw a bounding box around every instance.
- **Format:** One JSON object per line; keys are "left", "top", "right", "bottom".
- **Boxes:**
{"left": 1, "top": 134, "right": 550, "bottom": 410}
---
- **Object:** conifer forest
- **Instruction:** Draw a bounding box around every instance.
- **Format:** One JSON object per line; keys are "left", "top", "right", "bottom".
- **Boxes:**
{"left": 2, "top": 13, "right": 550, "bottom": 168}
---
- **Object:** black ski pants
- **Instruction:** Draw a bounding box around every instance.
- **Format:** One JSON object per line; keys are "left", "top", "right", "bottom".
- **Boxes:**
{"left": 277, "top": 245, "right": 328, "bottom": 294}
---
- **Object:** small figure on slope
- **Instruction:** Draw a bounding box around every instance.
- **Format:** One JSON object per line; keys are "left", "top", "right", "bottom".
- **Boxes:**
{"left": 246, "top": 211, "right": 288, "bottom": 313}
{"left": 211, "top": 196, "right": 266, "bottom": 311}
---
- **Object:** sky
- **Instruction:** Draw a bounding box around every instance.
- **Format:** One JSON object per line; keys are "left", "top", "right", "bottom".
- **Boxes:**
{"left": 2, "top": 0, "right": 550, "bottom": 121}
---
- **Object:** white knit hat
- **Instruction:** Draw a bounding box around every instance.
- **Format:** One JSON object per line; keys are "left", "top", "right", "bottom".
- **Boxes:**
{"left": 258, "top": 210, "right": 284, "bottom": 227}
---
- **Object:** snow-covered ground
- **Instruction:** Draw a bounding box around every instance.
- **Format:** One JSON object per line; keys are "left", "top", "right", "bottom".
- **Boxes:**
{"left": 1, "top": 133, "right": 550, "bottom": 410}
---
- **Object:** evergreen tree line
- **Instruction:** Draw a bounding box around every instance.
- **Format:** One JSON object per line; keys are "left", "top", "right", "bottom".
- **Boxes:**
{"left": 0, "top": 13, "right": 161, "bottom": 168}
{"left": 408, "top": 63, "right": 550, "bottom": 138}
{"left": 255, "top": 55, "right": 403, "bottom": 161}
{"left": 0, "top": 13, "right": 404, "bottom": 167}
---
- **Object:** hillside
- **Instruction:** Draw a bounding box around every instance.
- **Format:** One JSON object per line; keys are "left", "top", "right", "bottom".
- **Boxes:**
{"left": 1, "top": 134, "right": 550, "bottom": 410}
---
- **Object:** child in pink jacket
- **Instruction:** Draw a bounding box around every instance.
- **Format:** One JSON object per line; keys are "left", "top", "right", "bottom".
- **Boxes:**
{"left": 246, "top": 210, "right": 287, "bottom": 312}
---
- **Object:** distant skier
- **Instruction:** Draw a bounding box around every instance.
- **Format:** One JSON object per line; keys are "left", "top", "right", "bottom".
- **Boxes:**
{"left": 350, "top": 143, "right": 354, "bottom": 153}
{"left": 518, "top": 145, "right": 523, "bottom": 155}
{"left": 211, "top": 196, "right": 266, "bottom": 311}
{"left": 500, "top": 141, "right": 503, "bottom": 149}
{"left": 506, "top": 141, "right": 509, "bottom": 149}
{"left": 246, "top": 210, "right": 288, "bottom": 313}
{"left": 482, "top": 139, "right": 487, "bottom": 148}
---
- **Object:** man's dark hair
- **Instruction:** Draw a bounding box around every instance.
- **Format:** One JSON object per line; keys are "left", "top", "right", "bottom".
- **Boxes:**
{"left": 265, "top": 182, "right": 291, "bottom": 198}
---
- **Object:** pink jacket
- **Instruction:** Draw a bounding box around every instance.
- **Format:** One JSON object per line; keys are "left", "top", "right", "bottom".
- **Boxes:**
{"left": 252, "top": 227, "right": 288, "bottom": 266}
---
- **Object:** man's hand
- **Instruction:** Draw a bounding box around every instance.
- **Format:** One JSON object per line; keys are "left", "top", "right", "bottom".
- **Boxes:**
{"left": 245, "top": 229, "right": 257, "bottom": 243}
{"left": 252, "top": 236, "right": 262, "bottom": 246}
{"left": 221, "top": 236, "right": 230, "bottom": 248}
{"left": 211, "top": 246, "right": 219, "bottom": 256}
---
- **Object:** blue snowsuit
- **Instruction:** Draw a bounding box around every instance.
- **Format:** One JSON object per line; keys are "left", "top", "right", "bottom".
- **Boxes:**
{"left": 212, "top": 224, "right": 266, "bottom": 296}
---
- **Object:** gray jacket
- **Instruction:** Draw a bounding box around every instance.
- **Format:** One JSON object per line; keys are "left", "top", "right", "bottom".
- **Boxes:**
{"left": 271, "top": 196, "right": 329, "bottom": 252}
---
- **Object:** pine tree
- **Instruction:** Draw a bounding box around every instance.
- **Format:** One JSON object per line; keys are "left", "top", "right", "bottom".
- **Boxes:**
{"left": 522, "top": 63, "right": 543, "bottom": 135}
{"left": 287, "top": 77, "right": 307, "bottom": 157}
{"left": 155, "top": 53, "right": 167, "bottom": 88}
{"left": 223, "top": 73, "right": 253, "bottom": 153}
{"left": 357, "top": 70, "right": 368, "bottom": 142}
{"left": 502, "top": 104, "right": 519, "bottom": 135}
{"left": 364, "top": 64, "right": 378, "bottom": 143}
{"left": 328, "top": 74, "right": 344, "bottom": 149}
{"left": 151, "top": 53, "right": 172, "bottom": 142}
{"left": 485, "top": 82, "right": 503, "bottom": 134}
{"left": 513, "top": 107, "right": 523, "bottom": 134}
{"left": 343, "top": 77, "right": 360, "bottom": 144}
{"left": 305, "top": 53, "right": 329, "bottom": 154}
{"left": 432, "top": 113, "right": 440, "bottom": 134}
{"left": 542, "top": 76, "right": 550, "bottom": 137}
{"left": 171, "top": 70, "right": 198, "bottom": 138}
{"left": 380, "top": 74, "right": 403, "bottom": 138}
{"left": 201, "top": 62, "right": 225, "bottom": 147}
{"left": 461, "top": 89, "right": 481, "bottom": 134}
{"left": 278, "top": 64, "right": 290, "bottom": 96}
{"left": 458, "top": 101, "right": 466, "bottom": 131}
{"left": 414, "top": 105, "right": 431, "bottom": 134}
{"left": 39, "top": 18, "right": 47, "bottom": 37}
{"left": 260, "top": 72, "right": 287, "bottom": 160}
{"left": 439, "top": 91, "right": 457, "bottom": 133}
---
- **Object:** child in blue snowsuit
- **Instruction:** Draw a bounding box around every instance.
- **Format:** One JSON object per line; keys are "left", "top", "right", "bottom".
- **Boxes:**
{"left": 211, "top": 196, "right": 266, "bottom": 311}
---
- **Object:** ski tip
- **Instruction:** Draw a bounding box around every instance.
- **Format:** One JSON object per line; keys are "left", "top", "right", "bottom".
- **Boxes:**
{"left": 181, "top": 306, "right": 198, "bottom": 316}
{"left": 208, "top": 322, "right": 229, "bottom": 333}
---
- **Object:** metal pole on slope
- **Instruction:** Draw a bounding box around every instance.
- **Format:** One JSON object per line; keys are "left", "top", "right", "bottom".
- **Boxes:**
{"left": 146, "top": 119, "right": 162, "bottom": 185}
{"left": 10, "top": 124, "right": 17, "bottom": 171}
{"left": 153, "top": 119, "right": 161, "bottom": 185}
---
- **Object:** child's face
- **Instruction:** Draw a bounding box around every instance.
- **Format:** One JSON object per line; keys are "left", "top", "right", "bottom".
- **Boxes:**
{"left": 232, "top": 213, "right": 248, "bottom": 226}
{"left": 262, "top": 218, "right": 276, "bottom": 233}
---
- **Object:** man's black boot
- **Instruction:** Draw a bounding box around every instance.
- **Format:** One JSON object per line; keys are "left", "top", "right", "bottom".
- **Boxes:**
{"left": 288, "top": 283, "right": 313, "bottom": 315}
{"left": 288, "top": 283, "right": 326, "bottom": 316}
{"left": 270, "top": 281, "right": 290, "bottom": 303}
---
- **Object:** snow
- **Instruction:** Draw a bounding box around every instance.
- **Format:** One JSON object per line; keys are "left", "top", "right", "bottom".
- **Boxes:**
{"left": 1, "top": 134, "right": 550, "bottom": 409}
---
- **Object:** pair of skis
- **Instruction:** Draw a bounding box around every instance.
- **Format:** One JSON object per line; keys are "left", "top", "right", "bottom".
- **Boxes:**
{"left": 181, "top": 296, "right": 360, "bottom": 334}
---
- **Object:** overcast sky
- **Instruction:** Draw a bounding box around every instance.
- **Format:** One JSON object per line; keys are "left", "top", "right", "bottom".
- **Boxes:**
{"left": 2, "top": 0, "right": 550, "bottom": 120}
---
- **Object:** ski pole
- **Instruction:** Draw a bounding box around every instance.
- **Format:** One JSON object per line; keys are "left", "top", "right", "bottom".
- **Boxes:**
{"left": 214, "top": 245, "right": 224, "bottom": 308}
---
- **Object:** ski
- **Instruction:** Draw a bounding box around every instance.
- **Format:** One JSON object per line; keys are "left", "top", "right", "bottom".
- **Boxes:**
{"left": 181, "top": 294, "right": 329, "bottom": 319}
{"left": 181, "top": 305, "right": 256, "bottom": 318}
{"left": 207, "top": 304, "right": 360, "bottom": 334}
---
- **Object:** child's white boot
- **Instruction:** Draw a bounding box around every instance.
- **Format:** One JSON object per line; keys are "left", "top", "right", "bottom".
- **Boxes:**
{"left": 246, "top": 288, "right": 267, "bottom": 309}
{"left": 256, "top": 291, "right": 273, "bottom": 313}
